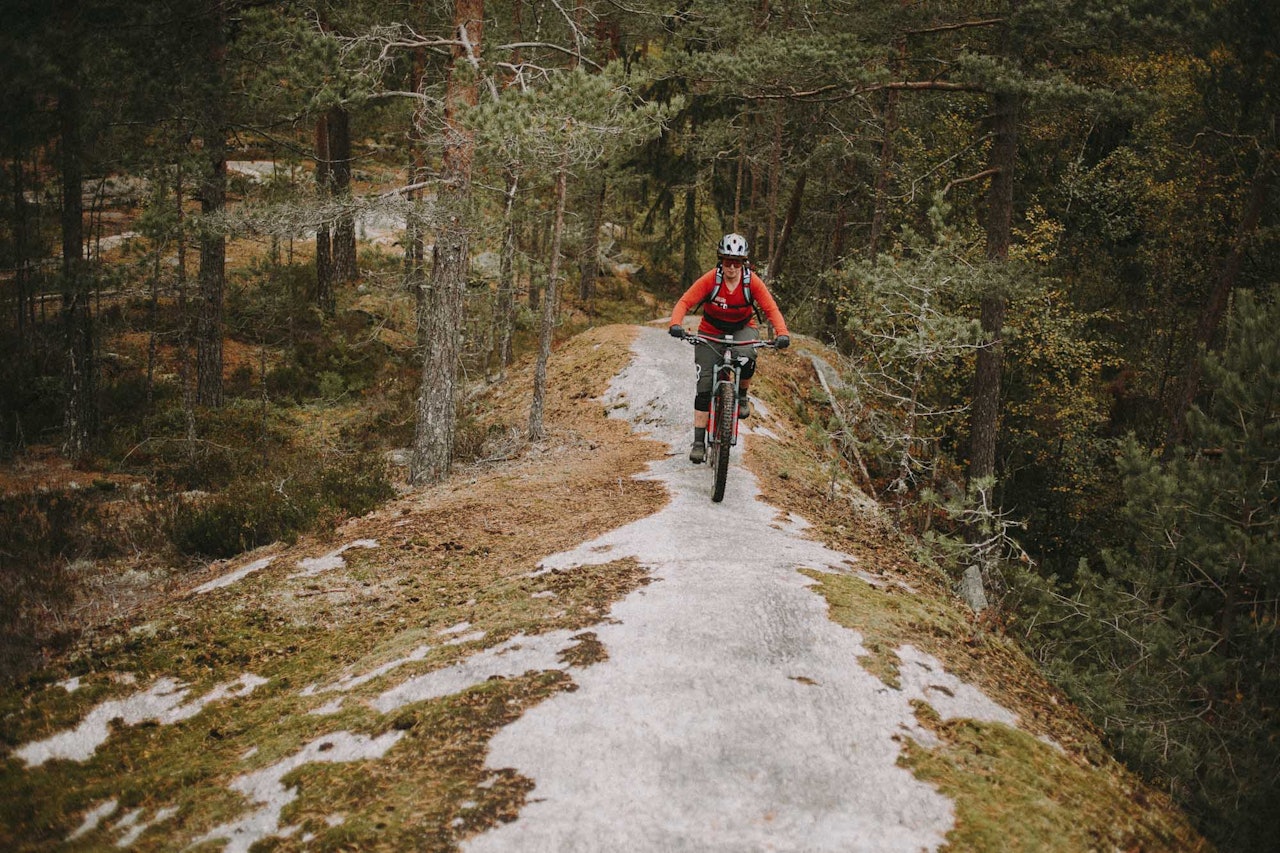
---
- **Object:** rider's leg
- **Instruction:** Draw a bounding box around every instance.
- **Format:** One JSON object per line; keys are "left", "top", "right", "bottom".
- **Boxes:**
{"left": 689, "top": 408, "right": 709, "bottom": 462}
{"left": 691, "top": 350, "right": 715, "bottom": 462}
{"left": 734, "top": 327, "right": 760, "bottom": 418}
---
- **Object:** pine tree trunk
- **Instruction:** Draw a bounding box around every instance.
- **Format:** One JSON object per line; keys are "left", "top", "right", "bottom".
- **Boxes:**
{"left": 579, "top": 173, "right": 604, "bottom": 301}
{"left": 868, "top": 33, "right": 904, "bottom": 259}
{"left": 733, "top": 138, "right": 745, "bottom": 232}
{"left": 12, "top": 154, "right": 33, "bottom": 346}
{"left": 681, "top": 185, "right": 699, "bottom": 287}
{"left": 967, "top": 89, "right": 1019, "bottom": 486}
{"left": 528, "top": 217, "right": 542, "bottom": 311}
{"left": 768, "top": 170, "right": 806, "bottom": 283}
{"left": 529, "top": 158, "right": 569, "bottom": 442}
{"left": 496, "top": 168, "right": 519, "bottom": 375}
{"left": 314, "top": 115, "right": 333, "bottom": 314}
{"left": 58, "top": 35, "right": 95, "bottom": 461}
{"left": 411, "top": 0, "right": 483, "bottom": 485}
{"left": 195, "top": 7, "right": 226, "bottom": 409}
{"left": 766, "top": 110, "right": 782, "bottom": 262}
{"left": 406, "top": 45, "right": 428, "bottom": 340}
{"left": 329, "top": 106, "right": 357, "bottom": 284}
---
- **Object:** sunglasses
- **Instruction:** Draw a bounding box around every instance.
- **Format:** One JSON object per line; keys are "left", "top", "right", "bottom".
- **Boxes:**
{"left": 721, "top": 258, "right": 744, "bottom": 267}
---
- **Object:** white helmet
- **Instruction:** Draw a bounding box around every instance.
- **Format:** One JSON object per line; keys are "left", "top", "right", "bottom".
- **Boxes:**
{"left": 717, "top": 232, "right": 749, "bottom": 260}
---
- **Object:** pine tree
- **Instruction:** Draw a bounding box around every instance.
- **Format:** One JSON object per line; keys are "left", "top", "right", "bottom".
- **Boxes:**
{"left": 1017, "top": 290, "right": 1280, "bottom": 849}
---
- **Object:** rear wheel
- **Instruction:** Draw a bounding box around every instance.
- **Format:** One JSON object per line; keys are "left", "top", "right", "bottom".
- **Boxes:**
{"left": 711, "top": 379, "right": 735, "bottom": 502}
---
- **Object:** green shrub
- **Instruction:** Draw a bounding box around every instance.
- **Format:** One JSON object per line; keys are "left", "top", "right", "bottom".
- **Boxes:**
{"left": 171, "top": 450, "right": 393, "bottom": 558}
{"left": 265, "top": 363, "right": 313, "bottom": 402}
{"left": 0, "top": 491, "right": 94, "bottom": 573}
{"left": 316, "top": 370, "right": 346, "bottom": 400}
{"left": 318, "top": 452, "right": 395, "bottom": 517}
{"left": 134, "top": 402, "right": 296, "bottom": 490}
{"left": 171, "top": 479, "right": 313, "bottom": 558}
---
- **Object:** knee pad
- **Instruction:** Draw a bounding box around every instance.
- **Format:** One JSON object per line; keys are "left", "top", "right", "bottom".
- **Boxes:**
{"left": 694, "top": 391, "right": 712, "bottom": 412}
{"left": 741, "top": 359, "right": 757, "bottom": 381}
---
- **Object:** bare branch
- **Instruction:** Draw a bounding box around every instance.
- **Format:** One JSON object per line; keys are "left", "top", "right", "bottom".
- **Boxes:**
{"left": 495, "top": 42, "right": 603, "bottom": 71}
{"left": 942, "top": 168, "right": 999, "bottom": 196}
{"left": 906, "top": 18, "right": 1005, "bottom": 36}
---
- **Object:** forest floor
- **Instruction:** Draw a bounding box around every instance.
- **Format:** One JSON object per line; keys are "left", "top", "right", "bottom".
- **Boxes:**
{"left": 0, "top": 319, "right": 1210, "bottom": 851}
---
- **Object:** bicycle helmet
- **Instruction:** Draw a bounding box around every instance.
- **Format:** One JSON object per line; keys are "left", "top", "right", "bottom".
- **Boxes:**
{"left": 717, "top": 232, "right": 749, "bottom": 260}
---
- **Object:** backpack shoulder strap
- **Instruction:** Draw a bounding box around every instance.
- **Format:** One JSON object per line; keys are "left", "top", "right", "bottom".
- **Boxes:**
{"left": 743, "top": 266, "right": 765, "bottom": 324}
{"left": 693, "top": 267, "right": 723, "bottom": 311}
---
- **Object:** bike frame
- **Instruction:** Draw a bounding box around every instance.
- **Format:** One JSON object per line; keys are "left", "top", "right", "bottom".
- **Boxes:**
{"left": 685, "top": 333, "right": 776, "bottom": 502}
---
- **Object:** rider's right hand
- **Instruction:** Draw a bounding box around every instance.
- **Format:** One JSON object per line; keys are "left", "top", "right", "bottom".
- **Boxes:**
{"left": 669, "top": 324, "right": 686, "bottom": 338}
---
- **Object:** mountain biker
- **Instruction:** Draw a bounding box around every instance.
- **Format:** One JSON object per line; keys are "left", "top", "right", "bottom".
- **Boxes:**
{"left": 668, "top": 232, "right": 790, "bottom": 464}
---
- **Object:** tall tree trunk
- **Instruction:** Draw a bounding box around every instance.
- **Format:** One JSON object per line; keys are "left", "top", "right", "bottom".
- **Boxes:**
{"left": 196, "top": 6, "right": 227, "bottom": 409}
{"left": 967, "top": 90, "right": 1019, "bottom": 487}
{"left": 868, "top": 33, "right": 905, "bottom": 259}
{"left": 766, "top": 110, "right": 783, "bottom": 263}
{"left": 315, "top": 114, "right": 334, "bottom": 313}
{"left": 11, "top": 155, "right": 33, "bottom": 346}
{"left": 411, "top": 0, "right": 483, "bottom": 485}
{"left": 57, "top": 23, "right": 95, "bottom": 461}
{"left": 528, "top": 217, "right": 542, "bottom": 311}
{"left": 406, "top": 45, "right": 428, "bottom": 338}
{"left": 173, "top": 160, "right": 196, "bottom": 447}
{"left": 681, "top": 185, "right": 699, "bottom": 287}
{"left": 529, "top": 157, "right": 569, "bottom": 441}
{"left": 733, "top": 137, "right": 745, "bottom": 232}
{"left": 578, "top": 172, "right": 605, "bottom": 301}
{"left": 495, "top": 167, "right": 519, "bottom": 376}
{"left": 768, "top": 169, "right": 806, "bottom": 283}
{"left": 328, "top": 106, "right": 357, "bottom": 284}
{"left": 1164, "top": 148, "right": 1277, "bottom": 454}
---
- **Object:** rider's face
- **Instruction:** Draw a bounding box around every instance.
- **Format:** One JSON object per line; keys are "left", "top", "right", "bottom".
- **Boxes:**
{"left": 721, "top": 258, "right": 744, "bottom": 282}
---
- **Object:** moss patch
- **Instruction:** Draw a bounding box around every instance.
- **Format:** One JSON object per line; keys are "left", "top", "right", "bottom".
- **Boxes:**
{"left": 902, "top": 702, "right": 1210, "bottom": 853}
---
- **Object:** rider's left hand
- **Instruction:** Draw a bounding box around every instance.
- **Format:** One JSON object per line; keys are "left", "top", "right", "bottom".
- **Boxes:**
{"left": 775, "top": 335, "right": 790, "bottom": 349}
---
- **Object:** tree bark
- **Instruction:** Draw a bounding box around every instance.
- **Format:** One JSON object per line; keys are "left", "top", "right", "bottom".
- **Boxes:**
{"left": 406, "top": 44, "right": 428, "bottom": 337}
{"left": 11, "top": 154, "right": 33, "bottom": 346}
{"left": 57, "top": 23, "right": 95, "bottom": 461}
{"left": 314, "top": 114, "right": 334, "bottom": 313}
{"left": 411, "top": 0, "right": 483, "bottom": 485}
{"left": 195, "top": 5, "right": 227, "bottom": 409}
{"left": 529, "top": 157, "right": 569, "bottom": 441}
{"left": 495, "top": 167, "right": 519, "bottom": 376}
{"left": 768, "top": 169, "right": 806, "bottom": 282}
{"left": 681, "top": 184, "right": 699, "bottom": 287}
{"left": 766, "top": 110, "right": 782, "bottom": 263}
{"left": 328, "top": 106, "right": 357, "bottom": 284}
{"left": 868, "top": 29, "right": 905, "bottom": 259}
{"left": 578, "top": 172, "right": 605, "bottom": 301}
{"left": 1164, "top": 149, "right": 1277, "bottom": 454}
{"left": 967, "top": 89, "right": 1019, "bottom": 486}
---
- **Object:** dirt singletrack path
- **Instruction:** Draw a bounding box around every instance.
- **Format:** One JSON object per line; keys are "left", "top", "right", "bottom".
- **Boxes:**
{"left": 464, "top": 326, "right": 1019, "bottom": 852}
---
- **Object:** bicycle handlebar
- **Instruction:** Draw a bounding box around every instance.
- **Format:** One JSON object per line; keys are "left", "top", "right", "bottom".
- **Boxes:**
{"left": 682, "top": 333, "right": 779, "bottom": 349}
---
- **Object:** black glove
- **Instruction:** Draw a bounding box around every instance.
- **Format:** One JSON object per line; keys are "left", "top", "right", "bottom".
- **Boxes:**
{"left": 775, "top": 335, "right": 790, "bottom": 349}
{"left": 669, "top": 324, "right": 686, "bottom": 338}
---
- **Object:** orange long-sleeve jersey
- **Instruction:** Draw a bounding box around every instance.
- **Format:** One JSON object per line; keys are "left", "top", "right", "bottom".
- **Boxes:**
{"left": 669, "top": 267, "right": 789, "bottom": 337}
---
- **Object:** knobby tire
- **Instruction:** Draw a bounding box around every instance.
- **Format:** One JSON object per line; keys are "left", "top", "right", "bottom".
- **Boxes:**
{"left": 711, "top": 379, "right": 734, "bottom": 502}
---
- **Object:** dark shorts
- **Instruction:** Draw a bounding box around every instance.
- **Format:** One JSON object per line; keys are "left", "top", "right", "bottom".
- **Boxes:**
{"left": 694, "top": 326, "right": 760, "bottom": 397}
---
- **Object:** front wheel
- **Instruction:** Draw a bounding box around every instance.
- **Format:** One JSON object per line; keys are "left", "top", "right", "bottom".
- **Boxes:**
{"left": 710, "top": 380, "right": 735, "bottom": 502}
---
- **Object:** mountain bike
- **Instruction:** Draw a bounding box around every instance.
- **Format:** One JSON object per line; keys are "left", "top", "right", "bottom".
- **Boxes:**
{"left": 685, "top": 333, "right": 778, "bottom": 502}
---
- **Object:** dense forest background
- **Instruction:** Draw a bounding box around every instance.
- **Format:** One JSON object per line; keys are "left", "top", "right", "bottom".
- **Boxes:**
{"left": 1, "top": 0, "right": 1275, "bottom": 849}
